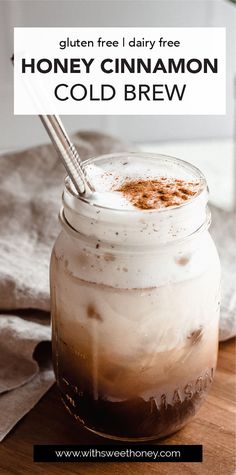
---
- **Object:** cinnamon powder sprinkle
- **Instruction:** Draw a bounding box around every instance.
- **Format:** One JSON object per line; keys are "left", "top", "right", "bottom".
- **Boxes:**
{"left": 116, "top": 177, "right": 200, "bottom": 210}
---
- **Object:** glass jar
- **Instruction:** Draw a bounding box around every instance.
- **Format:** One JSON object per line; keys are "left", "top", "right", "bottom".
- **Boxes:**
{"left": 50, "top": 153, "right": 221, "bottom": 441}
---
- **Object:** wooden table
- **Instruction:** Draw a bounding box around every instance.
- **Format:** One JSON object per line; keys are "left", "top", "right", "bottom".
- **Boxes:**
{"left": 0, "top": 338, "right": 235, "bottom": 475}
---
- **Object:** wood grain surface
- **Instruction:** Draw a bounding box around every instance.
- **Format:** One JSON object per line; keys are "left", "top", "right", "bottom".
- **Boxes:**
{"left": 0, "top": 338, "right": 235, "bottom": 475}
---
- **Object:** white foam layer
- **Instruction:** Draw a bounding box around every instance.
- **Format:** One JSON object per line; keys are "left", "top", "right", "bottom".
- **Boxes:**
{"left": 64, "top": 153, "right": 208, "bottom": 248}
{"left": 89, "top": 189, "right": 132, "bottom": 210}
{"left": 59, "top": 152, "right": 214, "bottom": 289}
{"left": 85, "top": 156, "right": 202, "bottom": 210}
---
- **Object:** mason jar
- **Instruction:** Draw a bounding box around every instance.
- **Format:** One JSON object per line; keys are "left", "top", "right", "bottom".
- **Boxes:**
{"left": 50, "top": 153, "right": 221, "bottom": 441}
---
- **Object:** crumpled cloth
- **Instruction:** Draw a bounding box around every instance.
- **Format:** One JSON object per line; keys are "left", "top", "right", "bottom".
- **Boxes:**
{"left": 0, "top": 130, "right": 131, "bottom": 442}
{"left": 210, "top": 206, "right": 236, "bottom": 341}
{"left": 0, "top": 132, "right": 235, "bottom": 442}
{"left": 0, "top": 315, "right": 53, "bottom": 441}
{"left": 0, "top": 131, "right": 130, "bottom": 311}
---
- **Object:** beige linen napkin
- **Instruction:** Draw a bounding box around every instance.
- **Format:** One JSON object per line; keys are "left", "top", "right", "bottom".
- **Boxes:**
{"left": 0, "top": 131, "right": 130, "bottom": 311}
{"left": 0, "top": 131, "right": 131, "bottom": 442}
{"left": 0, "top": 315, "right": 51, "bottom": 393}
{"left": 0, "top": 315, "right": 53, "bottom": 441}
{"left": 210, "top": 206, "right": 236, "bottom": 341}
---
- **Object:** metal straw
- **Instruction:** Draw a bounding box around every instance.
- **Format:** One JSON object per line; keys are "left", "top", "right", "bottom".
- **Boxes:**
{"left": 39, "top": 115, "right": 94, "bottom": 197}
{"left": 11, "top": 55, "right": 94, "bottom": 197}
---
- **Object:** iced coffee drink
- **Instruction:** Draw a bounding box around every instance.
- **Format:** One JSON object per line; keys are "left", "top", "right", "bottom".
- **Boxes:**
{"left": 50, "top": 153, "right": 220, "bottom": 440}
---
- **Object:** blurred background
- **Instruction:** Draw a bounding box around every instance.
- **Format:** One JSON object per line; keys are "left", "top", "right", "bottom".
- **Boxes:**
{"left": 0, "top": 0, "right": 235, "bottom": 210}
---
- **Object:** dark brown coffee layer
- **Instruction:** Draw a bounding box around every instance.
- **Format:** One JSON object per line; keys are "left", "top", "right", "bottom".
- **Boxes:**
{"left": 58, "top": 368, "right": 214, "bottom": 440}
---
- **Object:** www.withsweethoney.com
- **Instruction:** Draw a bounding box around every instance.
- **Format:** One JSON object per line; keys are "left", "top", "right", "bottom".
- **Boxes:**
{"left": 55, "top": 448, "right": 180, "bottom": 460}
{"left": 33, "top": 444, "right": 203, "bottom": 462}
